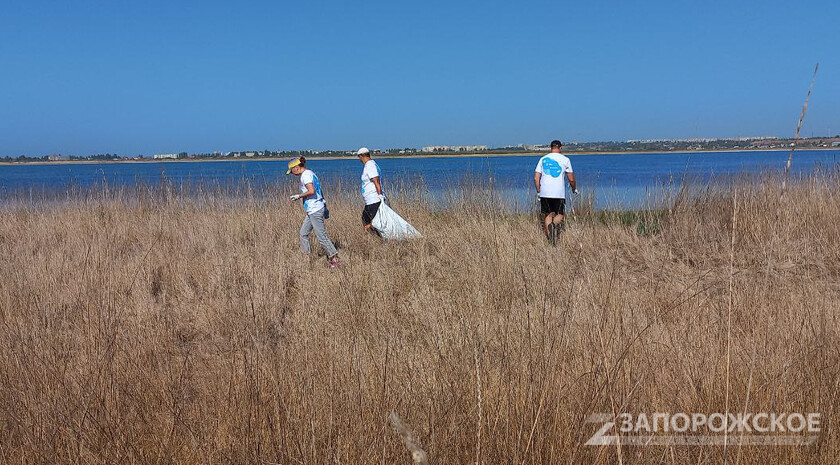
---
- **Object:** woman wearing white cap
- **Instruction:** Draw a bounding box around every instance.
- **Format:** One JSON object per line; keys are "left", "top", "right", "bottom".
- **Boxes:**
{"left": 356, "top": 147, "right": 385, "bottom": 234}
{"left": 287, "top": 157, "right": 340, "bottom": 268}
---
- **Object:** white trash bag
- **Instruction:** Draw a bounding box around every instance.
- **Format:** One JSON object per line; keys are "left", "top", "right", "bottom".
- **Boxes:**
{"left": 371, "top": 202, "right": 421, "bottom": 240}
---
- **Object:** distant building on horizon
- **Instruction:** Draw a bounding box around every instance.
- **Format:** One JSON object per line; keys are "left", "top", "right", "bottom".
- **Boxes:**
{"left": 48, "top": 155, "right": 70, "bottom": 161}
{"left": 626, "top": 136, "right": 777, "bottom": 143}
{"left": 519, "top": 144, "right": 550, "bottom": 152}
{"left": 153, "top": 153, "right": 183, "bottom": 159}
{"left": 422, "top": 145, "right": 488, "bottom": 152}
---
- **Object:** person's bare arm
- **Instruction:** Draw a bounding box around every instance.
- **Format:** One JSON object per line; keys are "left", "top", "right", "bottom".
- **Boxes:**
{"left": 299, "top": 182, "right": 315, "bottom": 199}
{"left": 534, "top": 172, "right": 542, "bottom": 195}
{"left": 566, "top": 172, "right": 577, "bottom": 192}
{"left": 372, "top": 176, "right": 382, "bottom": 195}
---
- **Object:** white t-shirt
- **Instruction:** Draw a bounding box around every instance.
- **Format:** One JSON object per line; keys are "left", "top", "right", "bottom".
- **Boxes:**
{"left": 360, "top": 159, "right": 384, "bottom": 205}
{"left": 299, "top": 169, "right": 326, "bottom": 214}
{"left": 535, "top": 153, "right": 573, "bottom": 199}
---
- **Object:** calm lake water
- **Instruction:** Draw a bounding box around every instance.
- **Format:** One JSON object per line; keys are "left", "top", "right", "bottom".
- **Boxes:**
{"left": 1, "top": 150, "right": 837, "bottom": 209}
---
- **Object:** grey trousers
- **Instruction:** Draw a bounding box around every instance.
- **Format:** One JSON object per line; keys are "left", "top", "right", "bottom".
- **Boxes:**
{"left": 299, "top": 207, "right": 338, "bottom": 258}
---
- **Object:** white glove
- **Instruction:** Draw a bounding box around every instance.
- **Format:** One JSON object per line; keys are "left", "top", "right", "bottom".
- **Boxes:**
{"left": 378, "top": 194, "right": 387, "bottom": 202}
{"left": 572, "top": 188, "right": 580, "bottom": 195}
{"left": 290, "top": 194, "right": 301, "bottom": 201}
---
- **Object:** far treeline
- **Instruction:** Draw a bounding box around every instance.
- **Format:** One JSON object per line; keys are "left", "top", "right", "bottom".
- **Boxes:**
{"left": 4, "top": 136, "right": 840, "bottom": 163}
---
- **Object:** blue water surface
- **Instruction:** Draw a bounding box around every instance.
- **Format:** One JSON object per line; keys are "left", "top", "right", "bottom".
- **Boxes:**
{"left": 1, "top": 150, "right": 837, "bottom": 209}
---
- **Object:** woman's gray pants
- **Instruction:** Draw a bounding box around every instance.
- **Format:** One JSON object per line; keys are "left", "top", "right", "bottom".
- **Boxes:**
{"left": 299, "top": 207, "right": 338, "bottom": 258}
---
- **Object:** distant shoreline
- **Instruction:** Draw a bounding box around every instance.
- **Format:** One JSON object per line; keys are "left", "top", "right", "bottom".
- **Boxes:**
{"left": 1, "top": 146, "right": 837, "bottom": 166}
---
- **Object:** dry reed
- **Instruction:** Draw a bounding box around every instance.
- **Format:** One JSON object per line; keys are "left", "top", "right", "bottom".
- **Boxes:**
{"left": 0, "top": 173, "right": 839, "bottom": 464}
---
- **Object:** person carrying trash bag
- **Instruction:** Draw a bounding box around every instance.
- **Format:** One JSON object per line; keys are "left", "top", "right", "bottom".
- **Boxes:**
{"left": 534, "top": 140, "right": 578, "bottom": 245}
{"left": 356, "top": 147, "right": 421, "bottom": 240}
{"left": 287, "top": 157, "right": 341, "bottom": 268}
{"left": 356, "top": 147, "right": 386, "bottom": 236}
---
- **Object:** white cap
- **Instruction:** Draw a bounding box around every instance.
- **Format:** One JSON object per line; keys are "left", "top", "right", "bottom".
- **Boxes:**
{"left": 356, "top": 147, "right": 370, "bottom": 155}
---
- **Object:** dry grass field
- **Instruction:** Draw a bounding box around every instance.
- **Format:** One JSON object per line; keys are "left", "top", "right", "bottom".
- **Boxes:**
{"left": 1, "top": 173, "right": 839, "bottom": 464}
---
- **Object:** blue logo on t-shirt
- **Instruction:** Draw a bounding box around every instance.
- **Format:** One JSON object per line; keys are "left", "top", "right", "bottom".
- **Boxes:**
{"left": 312, "top": 176, "right": 322, "bottom": 198}
{"left": 304, "top": 174, "right": 324, "bottom": 210}
{"left": 542, "top": 158, "right": 563, "bottom": 177}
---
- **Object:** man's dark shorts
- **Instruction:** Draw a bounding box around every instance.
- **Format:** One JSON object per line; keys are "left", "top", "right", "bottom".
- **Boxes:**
{"left": 362, "top": 201, "right": 381, "bottom": 225}
{"left": 540, "top": 197, "right": 565, "bottom": 215}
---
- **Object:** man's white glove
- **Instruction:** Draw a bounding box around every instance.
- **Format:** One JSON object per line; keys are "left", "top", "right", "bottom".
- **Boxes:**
{"left": 378, "top": 194, "right": 387, "bottom": 203}
{"left": 572, "top": 188, "right": 580, "bottom": 195}
{"left": 290, "top": 194, "right": 301, "bottom": 201}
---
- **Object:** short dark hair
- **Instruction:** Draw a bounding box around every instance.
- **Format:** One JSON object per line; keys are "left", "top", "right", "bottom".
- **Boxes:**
{"left": 550, "top": 140, "right": 562, "bottom": 148}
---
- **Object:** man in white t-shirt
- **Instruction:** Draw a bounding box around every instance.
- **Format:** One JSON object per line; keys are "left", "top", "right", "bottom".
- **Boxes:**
{"left": 356, "top": 147, "right": 386, "bottom": 234}
{"left": 534, "top": 140, "right": 578, "bottom": 244}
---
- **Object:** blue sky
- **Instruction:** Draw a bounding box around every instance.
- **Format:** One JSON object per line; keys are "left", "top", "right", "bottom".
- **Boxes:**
{"left": 1, "top": 0, "right": 838, "bottom": 156}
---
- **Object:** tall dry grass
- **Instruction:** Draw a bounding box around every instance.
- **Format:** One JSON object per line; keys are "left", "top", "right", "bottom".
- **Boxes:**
{"left": 0, "top": 173, "right": 839, "bottom": 464}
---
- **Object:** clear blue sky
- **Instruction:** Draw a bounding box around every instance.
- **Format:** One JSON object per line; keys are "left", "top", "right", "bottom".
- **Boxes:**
{"left": 1, "top": 0, "right": 838, "bottom": 156}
